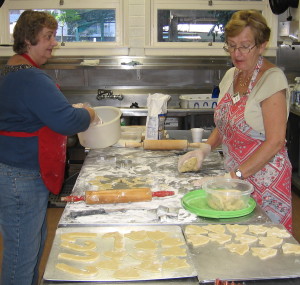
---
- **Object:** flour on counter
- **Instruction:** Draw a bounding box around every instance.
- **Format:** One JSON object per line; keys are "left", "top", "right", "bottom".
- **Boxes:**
{"left": 59, "top": 148, "right": 243, "bottom": 226}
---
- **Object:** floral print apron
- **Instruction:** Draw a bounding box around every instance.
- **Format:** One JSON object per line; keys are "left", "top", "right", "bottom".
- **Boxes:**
{"left": 214, "top": 57, "right": 292, "bottom": 232}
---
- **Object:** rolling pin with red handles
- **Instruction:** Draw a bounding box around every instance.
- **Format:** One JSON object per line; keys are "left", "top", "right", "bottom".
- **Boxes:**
{"left": 125, "top": 139, "right": 203, "bottom": 150}
{"left": 61, "top": 188, "right": 175, "bottom": 204}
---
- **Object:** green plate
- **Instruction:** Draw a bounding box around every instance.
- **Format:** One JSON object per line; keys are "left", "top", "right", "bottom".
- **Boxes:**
{"left": 182, "top": 189, "right": 256, "bottom": 219}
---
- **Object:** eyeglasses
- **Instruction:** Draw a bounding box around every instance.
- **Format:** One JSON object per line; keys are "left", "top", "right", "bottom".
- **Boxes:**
{"left": 223, "top": 44, "right": 256, "bottom": 54}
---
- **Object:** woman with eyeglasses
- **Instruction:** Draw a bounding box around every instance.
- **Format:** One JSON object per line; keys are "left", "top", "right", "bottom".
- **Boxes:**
{"left": 178, "top": 10, "right": 292, "bottom": 232}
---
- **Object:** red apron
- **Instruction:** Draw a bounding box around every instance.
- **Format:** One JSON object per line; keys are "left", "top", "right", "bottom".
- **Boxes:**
{"left": 214, "top": 57, "right": 292, "bottom": 232}
{"left": 0, "top": 53, "right": 67, "bottom": 195}
{"left": 0, "top": 127, "right": 67, "bottom": 195}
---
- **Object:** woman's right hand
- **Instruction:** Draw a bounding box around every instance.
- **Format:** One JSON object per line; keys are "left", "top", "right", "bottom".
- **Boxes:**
{"left": 178, "top": 143, "right": 211, "bottom": 172}
{"left": 72, "top": 103, "right": 100, "bottom": 125}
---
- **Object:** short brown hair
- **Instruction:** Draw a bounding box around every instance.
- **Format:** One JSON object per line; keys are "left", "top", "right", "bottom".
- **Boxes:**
{"left": 225, "top": 10, "right": 271, "bottom": 46}
{"left": 13, "top": 10, "right": 58, "bottom": 54}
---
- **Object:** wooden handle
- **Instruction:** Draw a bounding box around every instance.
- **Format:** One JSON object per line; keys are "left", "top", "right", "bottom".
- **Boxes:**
{"left": 142, "top": 140, "right": 188, "bottom": 150}
{"left": 125, "top": 141, "right": 142, "bottom": 148}
{"left": 85, "top": 188, "right": 152, "bottom": 204}
{"left": 188, "top": 142, "right": 203, "bottom": 148}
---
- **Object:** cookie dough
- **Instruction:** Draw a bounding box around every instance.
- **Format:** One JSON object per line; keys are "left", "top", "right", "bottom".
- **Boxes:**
{"left": 60, "top": 232, "right": 97, "bottom": 242}
{"left": 162, "top": 257, "right": 190, "bottom": 271}
{"left": 207, "top": 190, "right": 246, "bottom": 211}
{"left": 179, "top": 157, "right": 198, "bottom": 173}
{"left": 186, "top": 234, "right": 210, "bottom": 247}
{"left": 134, "top": 240, "right": 157, "bottom": 250}
{"left": 225, "top": 243, "right": 249, "bottom": 255}
{"left": 248, "top": 225, "right": 268, "bottom": 235}
{"left": 60, "top": 240, "right": 97, "bottom": 252}
{"left": 102, "top": 232, "right": 123, "bottom": 239}
{"left": 185, "top": 225, "right": 208, "bottom": 235}
{"left": 226, "top": 224, "right": 248, "bottom": 235}
{"left": 58, "top": 251, "right": 99, "bottom": 262}
{"left": 146, "top": 230, "right": 168, "bottom": 241}
{"left": 56, "top": 263, "right": 98, "bottom": 277}
{"left": 282, "top": 243, "right": 300, "bottom": 255}
{"left": 96, "top": 259, "right": 120, "bottom": 270}
{"left": 251, "top": 247, "right": 278, "bottom": 260}
{"left": 235, "top": 234, "right": 258, "bottom": 244}
{"left": 125, "top": 230, "right": 147, "bottom": 240}
{"left": 266, "top": 227, "right": 291, "bottom": 238}
{"left": 202, "top": 224, "right": 225, "bottom": 234}
{"left": 130, "top": 250, "right": 157, "bottom": 261}
{"left": 162, "top": 246, "right": 187, "bottom": 256}
{"left": 161, "top": 237, "right": 185, "bottom": 247}
{"left": 208, "top": 233, "right": 232, "bottom": 244}
{"left": 135, "top": 261, "right": 161, "bottom": 272}
{"left": 258, "top": 236, "right": 283, "bottom": 248}
{"left": 102, "top": 232, "right": 124, "bottom": 250}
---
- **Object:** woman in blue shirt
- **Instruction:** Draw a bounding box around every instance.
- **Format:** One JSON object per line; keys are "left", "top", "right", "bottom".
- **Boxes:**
{"left": 0, "top": 10, "right": 96, "bottom": 285}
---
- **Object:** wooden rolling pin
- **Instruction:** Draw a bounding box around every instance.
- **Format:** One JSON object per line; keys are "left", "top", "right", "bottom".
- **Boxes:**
{"left": 125, "top": 139, "right": 202, "bottom": 150}
{"left": 61, "top": 188, "right": 175, "bottom": 204}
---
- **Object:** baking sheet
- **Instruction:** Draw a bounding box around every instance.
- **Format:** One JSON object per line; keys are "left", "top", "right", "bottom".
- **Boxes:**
{"left": 183, "top": 223, "right": 300, "bottom": 283}
{"left": 44, "top": 225, "right": 197, "bottom": 282}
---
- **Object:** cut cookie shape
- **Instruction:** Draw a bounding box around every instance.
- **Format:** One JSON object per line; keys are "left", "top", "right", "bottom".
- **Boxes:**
{"left": 56, "top": 263, "right": 98, "bottom": 277}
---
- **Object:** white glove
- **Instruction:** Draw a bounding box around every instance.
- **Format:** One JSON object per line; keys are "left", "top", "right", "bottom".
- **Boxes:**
{"left": 90, "top": 113, "right": 103, "bottom": 126}
{"left": 178, "top": 143, "right": 211, "bottom": 173}
{"left": 72, "top": 103, "right": 84, "bottom": 108}
{"left": 72, "top": 103, "right": 103, "bottom": 126}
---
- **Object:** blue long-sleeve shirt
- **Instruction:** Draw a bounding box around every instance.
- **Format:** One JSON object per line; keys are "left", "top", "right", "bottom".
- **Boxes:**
{"left": 0, "top": 66, "right": 91, "bottom": 169}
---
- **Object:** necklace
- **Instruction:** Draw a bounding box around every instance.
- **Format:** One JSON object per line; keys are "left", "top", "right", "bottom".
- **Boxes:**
{"left": 238, "top": 73, "right": 252, "bottom": 87}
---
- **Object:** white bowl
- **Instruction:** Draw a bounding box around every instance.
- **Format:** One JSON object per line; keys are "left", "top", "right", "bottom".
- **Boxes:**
{"left": 78, "top": 106, "right": 122, "bottom": 149}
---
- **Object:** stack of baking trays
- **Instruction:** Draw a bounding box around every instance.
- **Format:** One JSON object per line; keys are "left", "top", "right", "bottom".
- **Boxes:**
{"left": 43, "top": 223, "right": 300, "bottom": 283}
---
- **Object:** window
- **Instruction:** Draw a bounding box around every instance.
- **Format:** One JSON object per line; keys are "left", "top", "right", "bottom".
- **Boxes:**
{"left": 1, "top": 0, "right": 127, "bottom": 56}
{"left": 157, "top": 10, "right": 236, "bottom": 43}
{"left": 146, "top": 0, "right": 276, "bottom": 56}
{"left": 10, "top": 9, "right": 116, "bottom": 43}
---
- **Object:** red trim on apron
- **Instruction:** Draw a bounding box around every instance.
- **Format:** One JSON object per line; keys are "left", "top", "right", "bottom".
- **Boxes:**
{"left": 21, "top": 53, "right": 40, "bottom": 68}
{"left": 0, "top": 128, "right": 67, "bottom": 195}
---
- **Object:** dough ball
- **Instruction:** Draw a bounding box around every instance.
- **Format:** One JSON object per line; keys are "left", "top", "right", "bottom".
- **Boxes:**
{"left": 179, "top": 157, "right": 198, "bottom": 173}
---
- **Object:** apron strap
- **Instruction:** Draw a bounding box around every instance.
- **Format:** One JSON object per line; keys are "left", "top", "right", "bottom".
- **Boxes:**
{"left": 0, "top": 130, "right": 38, "bottom": 137}
{"left": 20, "top": 53, "right": 40, "bottom": 68}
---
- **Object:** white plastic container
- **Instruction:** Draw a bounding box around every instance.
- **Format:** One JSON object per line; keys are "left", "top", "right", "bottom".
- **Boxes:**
{"left": 78, "top": 106, "right": 122, "bottom": 149}
{"left": 179, "top": 94, "right": 217, "bottom": 109}
{"left": 202, "top": 178, "right": 254, "bottom": 211}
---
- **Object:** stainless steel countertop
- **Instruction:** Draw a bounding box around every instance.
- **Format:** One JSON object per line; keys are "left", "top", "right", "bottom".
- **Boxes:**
{"left": 58, "top": 147, "right": 270, "bottom": 227}
{"left": 41, "top": 147, "right": 300, "bottom": 285}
